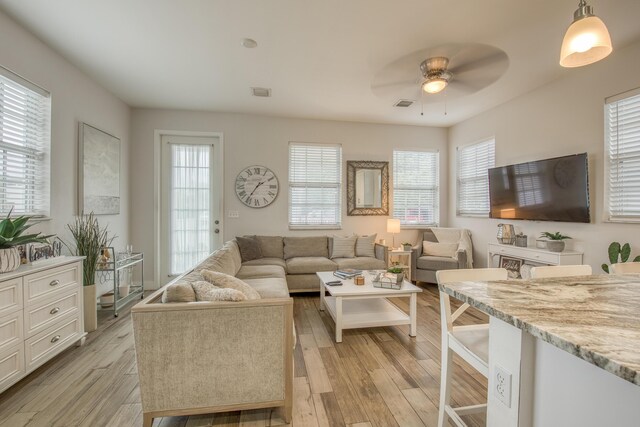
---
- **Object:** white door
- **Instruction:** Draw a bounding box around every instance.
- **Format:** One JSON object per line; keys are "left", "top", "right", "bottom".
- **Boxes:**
{"left": 160, "top": 134, "right": 222, "bottom": 283}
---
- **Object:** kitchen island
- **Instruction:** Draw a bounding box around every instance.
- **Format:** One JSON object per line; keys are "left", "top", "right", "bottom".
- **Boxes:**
{"left": 439, "top": 273, "right": 640, "bottom": 427}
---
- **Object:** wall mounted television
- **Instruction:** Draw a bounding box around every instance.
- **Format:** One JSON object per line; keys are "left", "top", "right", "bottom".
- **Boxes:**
{"left": 488, "top": 153, "right": 590, "bottom": 223}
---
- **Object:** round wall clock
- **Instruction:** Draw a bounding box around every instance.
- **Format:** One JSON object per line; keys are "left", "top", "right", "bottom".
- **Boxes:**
{"left": 235, "top": 165, "right": 279, "bottom": 208}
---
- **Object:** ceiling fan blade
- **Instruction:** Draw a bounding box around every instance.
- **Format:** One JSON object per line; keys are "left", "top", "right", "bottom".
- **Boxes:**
{"left": 448, "top": 51, "right": 509, "bottom": 76}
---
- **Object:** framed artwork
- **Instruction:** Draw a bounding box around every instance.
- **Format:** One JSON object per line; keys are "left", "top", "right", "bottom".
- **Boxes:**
{"left": 79, "top": 122, "right": 120, "bottom": 215}
{"left": 499, "top": 255, "right": 523, "bottom": 279}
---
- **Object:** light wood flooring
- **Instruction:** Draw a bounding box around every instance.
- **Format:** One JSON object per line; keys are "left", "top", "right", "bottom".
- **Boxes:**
{"left": 0, "top": 284, "right": 488, "bottom": 427}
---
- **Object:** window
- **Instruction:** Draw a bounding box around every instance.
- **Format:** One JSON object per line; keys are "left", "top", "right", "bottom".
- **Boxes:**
{"left": 393, "top": 150, "right": 439, "bottom": 226}
{"left": 289, "top": 142, "right": 342, "bottom": 229}
{"left": 0, "top": 68, "right": 51, "bottom": 217}
{"left": 456, "top": 139, "right": 495, "bottom": 216}
{"left": 605, "top": 88, "right": 640, "bottom": 221}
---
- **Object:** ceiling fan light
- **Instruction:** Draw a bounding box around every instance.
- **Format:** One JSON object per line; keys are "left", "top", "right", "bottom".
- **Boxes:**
{"left": 422, "top": 78, "right": 448, "bottom": 94}
{"left": 560, "top": 4, "right": 612, "bottom": 68}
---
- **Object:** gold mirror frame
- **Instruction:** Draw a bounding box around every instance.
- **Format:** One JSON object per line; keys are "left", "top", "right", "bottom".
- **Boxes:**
{"left": 347, "top": 160, "right": 389, "bottom": 216}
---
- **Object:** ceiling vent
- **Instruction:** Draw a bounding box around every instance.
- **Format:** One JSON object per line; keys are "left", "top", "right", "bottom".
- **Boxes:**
{"left": 251, "top": 87, "right": 271, "bottom": 97}
{"left": 394, "top": 99, "right": 414, "bottom": 107}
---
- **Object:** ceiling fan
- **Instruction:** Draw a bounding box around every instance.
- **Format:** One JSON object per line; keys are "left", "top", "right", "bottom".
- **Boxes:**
{"left": 371, "top": 43, "right": 509, "bottom": 104}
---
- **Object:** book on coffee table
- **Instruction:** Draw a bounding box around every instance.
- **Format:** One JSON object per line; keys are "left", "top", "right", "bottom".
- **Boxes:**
{"left": 333, "top": 269, "right": 362, "bottom": 279}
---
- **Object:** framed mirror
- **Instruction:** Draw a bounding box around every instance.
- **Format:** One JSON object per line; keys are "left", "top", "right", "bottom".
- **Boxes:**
{"left": 347, "top": 161, "right": 389, "bottom": 216}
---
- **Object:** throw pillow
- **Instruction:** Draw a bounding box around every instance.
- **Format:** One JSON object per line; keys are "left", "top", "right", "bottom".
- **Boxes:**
{"left": 331, "top": 234, "right": 357, "bottom": 259}
{"left": 200, "top": 269, "right": 261, "bottom": 300}
{"left": 355, "top": 234, "right": 377, "bottom": 257}
{"left": 191, "top": 281, "right": 247, "bottom": 302}
{"left": 161, "top": 281, "right": 197, "bottom": 303}
{"left": 422, "top": 241, "right": 459, "bottom": 258}
{"left": 236, "top": 235, "right": 263, "bottom": 262}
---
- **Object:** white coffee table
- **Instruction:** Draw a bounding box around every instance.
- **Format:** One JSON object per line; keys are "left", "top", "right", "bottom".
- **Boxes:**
{"left": 317, "top": 271, "right": 422, "bottom": 343}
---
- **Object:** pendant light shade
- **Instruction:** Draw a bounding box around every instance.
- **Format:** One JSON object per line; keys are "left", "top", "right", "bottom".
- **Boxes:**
{"left": 560, "top": 1, "right": 612, "bottom": 68}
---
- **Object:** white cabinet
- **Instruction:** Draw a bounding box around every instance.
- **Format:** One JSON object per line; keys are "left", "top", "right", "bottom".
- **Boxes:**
{"left": 487, "top": 243, "right": 583, "bottom": 268}
{"left": 0, "top": 257, "right": 86, "bottom": 394}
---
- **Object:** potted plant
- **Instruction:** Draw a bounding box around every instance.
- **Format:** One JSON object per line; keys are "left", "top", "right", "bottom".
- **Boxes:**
{"left": 0, "top": 209, "right": 53, "bottom": 273}
{"left": 539, "top": 232, "right": 571, "bottom": 252}
{"left": 387, "top": 266, "right": 405, "bottom": 283}
{"left": 402, "top": 242, "right": 413, "bottom": 251}
{"left": 601, "top": 242, "right": 640, "bottom": 273}
{"left": 64, "top": 212, "right": 115, "bottom": 332}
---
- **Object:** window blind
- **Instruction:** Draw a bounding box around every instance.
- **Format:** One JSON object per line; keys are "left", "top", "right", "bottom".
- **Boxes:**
{"left": 606, "top": 89, "right": 640, "bottom": 221}
{"left": 289, "top": 142, "right": 342, "bottom": 229}
{"left": 393, "top": 150, "right": 439, "bottom": 226}
{"left": 0, "top": 69, "right": 51, "bottom": 217}
{"left": 457, "top": 139, "right": 495, "bottom": 216}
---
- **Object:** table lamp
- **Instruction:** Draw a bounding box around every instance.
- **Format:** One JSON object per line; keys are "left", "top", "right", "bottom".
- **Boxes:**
{"left": 387, "top": 219, "right": 401, "bottom": 250}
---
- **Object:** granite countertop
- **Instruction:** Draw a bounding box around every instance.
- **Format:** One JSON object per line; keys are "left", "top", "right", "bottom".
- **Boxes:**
{"left": 439, "top": 273, "right": 640, "bottom": 386}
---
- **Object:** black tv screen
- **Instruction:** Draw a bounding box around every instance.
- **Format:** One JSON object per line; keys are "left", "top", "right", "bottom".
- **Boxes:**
{"left": 488, "top": 153, "right": 590, "bottom": 223}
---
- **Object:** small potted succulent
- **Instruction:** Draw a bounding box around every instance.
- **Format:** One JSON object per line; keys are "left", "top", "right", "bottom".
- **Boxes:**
{"left": 0, "top": 209, "right": 53, "bottom": 273}
{"left": 402, "top": 242, "right": 413, "bottom": 251}
{"left": 540, "top": 232, "right": 571, "bottom": 252}
{"left": 387, "top": 266, "right": 405, "bottom": 283}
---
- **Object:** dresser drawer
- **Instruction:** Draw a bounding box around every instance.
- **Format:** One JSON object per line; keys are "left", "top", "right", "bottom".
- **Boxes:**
{"left": 25, "top": 315, "right": 81, "bottom": 372}
{"left": 24, "top": 264, "right": 80, "bottom": 303}
{"left": 25, "top": 290, "right": 79, "bottom": 338}
{"left": 0, "top": 311, "right": 23, "bottom": 352}
{"left": 0, "top": 278, "right": 23, "bottom": 317}
{"left": 0, "top": 343, "right": 25, "bottom": 394}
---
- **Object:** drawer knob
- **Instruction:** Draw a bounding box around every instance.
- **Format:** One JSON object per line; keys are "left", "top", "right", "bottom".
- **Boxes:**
{"left": 49, "top": 280, "right": 60, "bottom": 287}
{"left": 50, "top": 307, "right": 60, "bottom": 315}
{"left": 50, "top": 335, "right": 61, "bottom": 343}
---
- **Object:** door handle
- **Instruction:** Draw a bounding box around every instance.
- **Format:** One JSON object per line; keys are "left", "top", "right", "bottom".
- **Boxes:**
{"left": 214, "top": 229, "right": 220, "bottom": 234}
{"left": 214, "top": 220, "right": 219, "bottom": 225}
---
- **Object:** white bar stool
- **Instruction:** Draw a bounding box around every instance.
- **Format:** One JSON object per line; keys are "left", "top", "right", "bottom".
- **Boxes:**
{"left": 530, "top": 264, "right": 592, "bottom": 279}
{"left": 611, "top": 262, "right": 640, "bottom": 274}
{"left": 436, "top": 268, "right": 508, "bottom": 427}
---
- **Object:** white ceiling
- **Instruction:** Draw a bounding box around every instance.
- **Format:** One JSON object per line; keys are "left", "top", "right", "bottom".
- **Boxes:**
{"left": 1, "top": 0, "right": 639, "bottom": 127}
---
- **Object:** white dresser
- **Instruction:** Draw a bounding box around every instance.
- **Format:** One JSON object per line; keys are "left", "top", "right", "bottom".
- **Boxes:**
{"left": 0, "top": 257, "right": 86, "bottom": 394}
{"left": 487, "top": 243, "right": 583, "bottom": 267}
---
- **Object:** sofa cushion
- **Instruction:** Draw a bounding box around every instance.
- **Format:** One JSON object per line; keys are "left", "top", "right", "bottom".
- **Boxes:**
{"left": 236, "top": 265, "right": 286, "bottom": 280}
{"left": 241, "top": 257, "right": 287, "bottom": 269}
{"left": 200, "top": 269, "right": 261, "bottom": 300}
{"left": 161, "top": 281, "right": 197, "bottom": 303}
{"left": 256, "top": 236, "right": 284, "bottom": 259}
{"left": 422, "top": 241, "right": 459, "bottom": 258}
{"left": 286, "top": 257, "right": 337, "bottom": 274}
{"left": 191, "top": 281, "right": 246, "bottom": 302}
{"left": 243, "top": 277, "right": 290, "bottom": 299}
{"left": 236, "top": 235, "right": 263, "bottom": 262}
{"left": 355, "top": 234, "right": 377, "bottom": 258}
{"left": 333, "top": 256, "right": 385, "bottom": 270}
{"left": 283, "top": 236, "right": 328, "bottom": 259}
{"left": 331, "top": 235, "right": 357, "bottom": 259}
{"left": 416, "top": 256, "right": 459, "bottom": 271}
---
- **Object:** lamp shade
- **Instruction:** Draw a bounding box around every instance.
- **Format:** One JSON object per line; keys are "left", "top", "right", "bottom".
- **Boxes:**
{"left": 560, "top": 15, "right": 612, "bottom": 67}
{"left": 387, "top": 219, "right": 401, "bottom": 234}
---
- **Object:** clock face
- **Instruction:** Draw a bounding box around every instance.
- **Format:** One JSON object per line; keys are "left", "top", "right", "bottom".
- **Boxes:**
{"left": 235, "top": 165, "right": 279, "bottom": 208}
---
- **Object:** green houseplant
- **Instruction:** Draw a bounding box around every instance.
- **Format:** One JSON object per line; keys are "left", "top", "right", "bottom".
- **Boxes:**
{"left": 601, "top": 242, "right": 640, "bottom": 273}
{"left": 539, "top": 232, "right": 571, "bottom": 252}
{"left": 65, "top": 212, "right": 115, "bottom": 332}
{"left": 0, "top": 209, "right": 53, "bottom": 273}
{"left": 402, "top": 242, "right": 413, "bottom": 251}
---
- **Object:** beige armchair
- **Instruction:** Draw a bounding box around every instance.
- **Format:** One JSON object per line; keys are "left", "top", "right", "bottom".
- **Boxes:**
{"left": 411, "top": 227, "right": 473, "bottom": 283}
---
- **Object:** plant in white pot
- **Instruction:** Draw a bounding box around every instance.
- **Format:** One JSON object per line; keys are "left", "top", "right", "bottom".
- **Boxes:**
{"left": 540, "top": 232, "right": 571, "bottom": 253}
{"left": 64, "top": 212, "right": 115, "bottom": 333}
{"left": 0, "top": 210, "right": 53, "bottom": 273}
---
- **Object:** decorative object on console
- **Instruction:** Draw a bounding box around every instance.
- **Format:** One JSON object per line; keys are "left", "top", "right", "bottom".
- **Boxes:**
{"left": 235, "top": 165, "right": 279, "bottom": 208}
{"left": 79, "top": 122, "right": 121, "bottom": 215}
{"left": 500, "top": 255, "right": 523, "bottom": 279}
{"left": 402, "top": 242, "right": 413, "bottom": 251}
{"left": 28, "top": 239, "right": 63, "bottom": 265}
{"left": 387, "top": 219, "right": 401, "bottom": 249}
{"left": 540, "top": 232, "right": 571, "bottom": 252}
{"left": 536, "top": 239, "right": 547, "bottom": 249}
{"left": 0, "top": 209, "right": 53, "bottom": 273}
{"left": 496, "top": 223, "right": 515, "bottom": 245}
{"left": 515, "top": 233, "right": 528, "bottom": 248}
{"left": 601, "top": 242, "right": 640, "bottom": 273}
{"left": 64, "top": 212, "right": 116, "bottom": 332}
{"left": 347, "top": 161, "right": 389, "bottom": 216}
{"left": 560, "top": 0, "right": 612, "bottom": 68}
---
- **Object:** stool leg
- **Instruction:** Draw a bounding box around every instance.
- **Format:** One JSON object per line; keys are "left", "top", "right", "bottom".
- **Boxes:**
{"left": 438, "top": 345, "right": 453, "bottom": 427}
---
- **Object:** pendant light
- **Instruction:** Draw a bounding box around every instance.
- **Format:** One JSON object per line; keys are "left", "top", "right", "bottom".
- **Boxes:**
{"left": 560, "top": 0, "right": 612, "bottom": 68}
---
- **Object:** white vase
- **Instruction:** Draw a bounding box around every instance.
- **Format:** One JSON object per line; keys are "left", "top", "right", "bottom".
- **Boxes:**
{"left": 118, "top": 285, "right": 130, "bottom": 298}
{"left": 83, "top": 284, "right": 98, "bottom": 332}
{"left": 546, "top": 240, "right": 566, "bottom": 252}
{"left": 0, "top": 247, "right": 21, "bottom": 273}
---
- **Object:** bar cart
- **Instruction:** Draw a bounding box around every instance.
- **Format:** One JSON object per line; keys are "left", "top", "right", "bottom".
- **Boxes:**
{"left": 96, "top": 247, "right": 144, "bottom": 317}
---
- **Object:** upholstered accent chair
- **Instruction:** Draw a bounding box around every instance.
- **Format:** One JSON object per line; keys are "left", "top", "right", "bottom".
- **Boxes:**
{"left": 411, "top": 227, "right": 473, "bottom": 284}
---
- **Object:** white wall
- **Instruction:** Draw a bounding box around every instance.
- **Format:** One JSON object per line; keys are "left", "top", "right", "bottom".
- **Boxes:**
{"left": 130, "top": 110, "right": 448, "bottom": 286}
{"left": 448, "top": 40, "right": 640, "bottom": 271}
{"left": 0, "top": 10, "right": 131, "bottom": 295}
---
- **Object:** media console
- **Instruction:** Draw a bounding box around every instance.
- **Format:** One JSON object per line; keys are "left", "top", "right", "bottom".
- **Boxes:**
{"left": 487, "top": 242, "right": 583, "bottom": 269}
